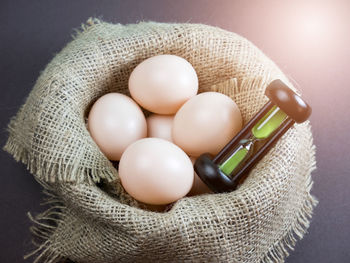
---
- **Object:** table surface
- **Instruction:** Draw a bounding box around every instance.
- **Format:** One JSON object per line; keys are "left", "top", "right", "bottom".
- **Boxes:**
{"left": 1, "top": 1, "right": 349, "bottom": 262}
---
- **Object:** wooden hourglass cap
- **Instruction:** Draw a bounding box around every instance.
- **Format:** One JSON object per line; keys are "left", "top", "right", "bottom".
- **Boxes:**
{"left": 194, "top": 153, "right": 237, "bottom": 193}
{"left": 265, "top": 79, "right": 312, "bottom": 123}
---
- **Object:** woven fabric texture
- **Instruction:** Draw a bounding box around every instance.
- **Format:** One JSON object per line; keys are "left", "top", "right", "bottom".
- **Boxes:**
{"left": 3, "top": 19, "right": 317, "bottom": 263}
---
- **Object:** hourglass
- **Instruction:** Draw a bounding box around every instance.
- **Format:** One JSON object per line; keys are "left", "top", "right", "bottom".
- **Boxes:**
{"left": 194, "top": 79, "right": 312, "bottom": 193}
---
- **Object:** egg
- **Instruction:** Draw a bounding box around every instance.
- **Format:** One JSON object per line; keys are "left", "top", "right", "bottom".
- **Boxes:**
{"left": 118, "top": 138, "right": 194, "bottom": 205}
{"left": 172, "top": 92, "right": 242, "bottom": 157}
{"left": 88, "top": 93, "right": 147, "bottom": 161}
{"left": 128, "top": 55, "right": 198, "bottom": 114}
{"left": 146, "top": 114, "right": 174, "bottom": 142}
{"left": 188, "top": 157, "right": 212, "bottom": 196}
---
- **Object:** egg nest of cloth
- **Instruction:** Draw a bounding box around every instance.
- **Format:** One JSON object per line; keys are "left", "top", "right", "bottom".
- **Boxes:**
{"left": 4, "top": 19, "right": 317, "bottom": 263}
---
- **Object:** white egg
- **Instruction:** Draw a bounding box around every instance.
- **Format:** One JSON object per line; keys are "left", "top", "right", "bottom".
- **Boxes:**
{"left": 118, "top": 138, "right": 194, "bottom": 205}
{"left": 146, "top": 114, "right": 174, "bottom": 142}
{"left": 172, "top": 92, "right": 242, "bottom": 157}
{"left": 129, "top": 55, "right": 198, "bottom": 114}
{"left": 88, "top": 93, "right": 147, "bottom": 160}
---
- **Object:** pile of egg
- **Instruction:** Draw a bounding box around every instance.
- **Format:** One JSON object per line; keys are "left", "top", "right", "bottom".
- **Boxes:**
{"left": 88, "top": 55, "right": 242, "bottom": 208}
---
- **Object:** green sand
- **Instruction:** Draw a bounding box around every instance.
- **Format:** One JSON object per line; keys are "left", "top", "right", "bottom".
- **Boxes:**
{"left": 219, "top": 105, "right": 287, "bottom": 176}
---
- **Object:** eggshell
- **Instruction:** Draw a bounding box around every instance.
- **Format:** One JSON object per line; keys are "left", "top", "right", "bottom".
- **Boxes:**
{"left": 118, "top": 138, "right": 194, "bottom": 205}
{"left": 128, "top": 55, "right": 198, "bottom": 114}
{"left": 146, "top": 114, "right": 174, "bottom": 142}
{"left": 88, "top": 93, "right": 147, "bottom": 161}
{"left": 172, "top": 92, "right": 242, "bottom": 157}
{"left": 188, "top": 157, "right": 212, "bottom": 196}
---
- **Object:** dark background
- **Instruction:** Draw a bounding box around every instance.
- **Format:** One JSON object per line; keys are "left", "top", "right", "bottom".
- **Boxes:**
{"left": 1, "top": 0, "right": 349, "bottom": 262}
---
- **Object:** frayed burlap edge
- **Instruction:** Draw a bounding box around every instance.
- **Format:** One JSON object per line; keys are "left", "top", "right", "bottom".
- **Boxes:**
{"left": 261, "top": 141, "right": 318, "bottom": 263}
{"left": 2, "top": 18, "right": 116, "bottom": 185}
{"left": 23, "top": 179, "right": 318, "bottom": 263}
{"left": 3, "top": 136, "right": 116, "bottom": 184}
{"left": 22, "top": 178, "right": 67, "bottom": 263}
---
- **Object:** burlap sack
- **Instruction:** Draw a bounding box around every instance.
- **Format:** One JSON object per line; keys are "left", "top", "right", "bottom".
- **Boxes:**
{"left": 3, "top": 19, "right": 317, "bottom": 263}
